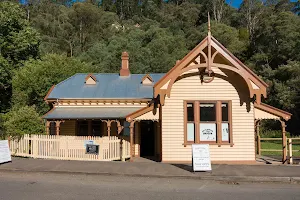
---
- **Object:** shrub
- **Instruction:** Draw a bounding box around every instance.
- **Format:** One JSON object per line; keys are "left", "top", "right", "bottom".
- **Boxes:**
{"left": 260, "top": 129, "right": 291, "bottom": 138}
{"left": 3, "top": 106, "right": 45, "bottom": 139}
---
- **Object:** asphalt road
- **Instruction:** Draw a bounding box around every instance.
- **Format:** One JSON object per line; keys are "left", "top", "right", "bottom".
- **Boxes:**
{"left": 0, "top": 171, "right": 299, "bottom": 200}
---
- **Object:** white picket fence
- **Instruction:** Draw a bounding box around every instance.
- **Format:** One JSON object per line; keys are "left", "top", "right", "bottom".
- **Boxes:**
{"left": 9, "top": 134, "right": 131, "bottom": 161}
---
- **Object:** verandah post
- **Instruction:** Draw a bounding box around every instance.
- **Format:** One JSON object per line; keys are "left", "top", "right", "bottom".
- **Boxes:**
{"left": 289, "top": 138, "right": 293, "bottom": 164}
{"left": 257, "top": 135, "right": 261, "bottom": 156}
{"left": 129, "top": 121, "right": 135, "bottom": 162}
{"left": 280, "top": 120, "right": 287, "bottom": 164}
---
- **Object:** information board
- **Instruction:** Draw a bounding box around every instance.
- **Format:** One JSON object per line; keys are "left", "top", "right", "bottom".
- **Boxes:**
{"left": 85, "top": 144, "right": 99, "bottom": 155}
{"left": 84, "top": 140, "right": 94, "bottom": 148}
{"left": 0, "top": 140, "right": 12, "bottom": 164}
{"left": 192, "top": 144, "right": 211, "bottom": 171}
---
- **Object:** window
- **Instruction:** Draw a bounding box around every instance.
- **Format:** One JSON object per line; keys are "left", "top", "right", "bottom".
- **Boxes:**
{"left": 187, "top": 103, "right": 195, "bottom": 142}
{"left": 77, "top": 120, "right": 103, "bottom": 136}
{"left": 200, "top": 103, "right": 216, "bottom": 142}
{"left": 50, "top": 122, "right": 56, "bottom": 135}
{"left": 184, "top": 101, "right": 232, "bottom": 146}
{"left": 222, "top": 103, "right": 229, "bottom": 142}
{"left": 77, "top": 121, "right": 88, "bottom": 136}
{"left": 92, "top": 121, "right": 102, "bottom": 136}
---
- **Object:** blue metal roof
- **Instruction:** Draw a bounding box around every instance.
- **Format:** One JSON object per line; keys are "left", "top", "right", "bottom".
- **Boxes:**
{"left": 47, "top": 73, "right": 165, "bottom": 100}
{"left": 43, "top": 107, "right": 142, "bottom": 119}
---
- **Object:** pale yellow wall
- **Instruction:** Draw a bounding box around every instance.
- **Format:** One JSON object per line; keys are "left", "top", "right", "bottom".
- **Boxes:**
{"left": 85, "top": 77, "right": 96, "bottom": 85}
{"left": 161, "top": 67, "right": 255, "bottom": 162}
{"left": 254, "top": 108, "right": 280, "bottom": 120}
{"left": 60, "top": 120, "right": 76, "bottom": 136}
{"left": 134, "top": 122, "right": 140, "bottom": 156}
{"left": 142, "top": 77, "right": 153, "bottom": 85}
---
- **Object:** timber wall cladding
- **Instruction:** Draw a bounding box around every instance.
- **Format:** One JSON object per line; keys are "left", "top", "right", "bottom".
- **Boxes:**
{"left": 60, "top": 121, "right": 76, "bottom": 136}
{"left": 161, "top": 67, "right": 255, "bottom": 162}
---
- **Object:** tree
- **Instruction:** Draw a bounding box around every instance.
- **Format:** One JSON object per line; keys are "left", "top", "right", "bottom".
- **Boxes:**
{"left": 12, "top": 54, "right": 95, "bottom": 114}
{"left": 198, "top": 22, "right": 248, "bottom": 57}
{"left": 0, "top": 1, "right": 40, "bottom": 64}
{"left": 261, "top": 61, "right": 300, "bottom": 135}
{"left": 79, "top": 25, "right": 188, "bottom": 74}
{"left": 31, "top": 2, "right": 119, "bottom": 56}
{"left": 211, "top": 0, "right": 227, "bottom": 23}
{"left": 250, "top": 11, "right": 300, "bottom": 69}
{"left": 0, "top": 56, "right": 12, "bottom": 113}
{"left": 0, "top": 1, "right": 40, "bottom": 113}
{"left": 2, "top": 106, "right": 45, "bottom": 139}
{"left": 239, "top": 0, "right": 265, "bottom": 39}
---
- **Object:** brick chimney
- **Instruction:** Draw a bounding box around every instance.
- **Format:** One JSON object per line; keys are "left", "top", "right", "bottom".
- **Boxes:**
{"left": 120, "top": 52, "right": 130, "bottom": 76}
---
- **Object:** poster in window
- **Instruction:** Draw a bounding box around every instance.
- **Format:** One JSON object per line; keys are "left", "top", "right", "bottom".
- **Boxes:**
{"left": 187, "top": 123, "right": 195, "bottom": 141}
{"left": 222, "top": 123, "right": 229, "bottom": 141}
{"left": 200, "top": 123, "right": 216, "bottom": 141}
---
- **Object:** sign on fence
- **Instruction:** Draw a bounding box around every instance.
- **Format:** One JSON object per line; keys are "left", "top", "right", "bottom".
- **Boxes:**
{"left": 86, "top": 144, "right": 99, "bottom": 155}
{"left": 192, "top": 144, "right": 211, "bottom": 172}
{"left": 0, "top": 140, "right": 12, "bottom": 164}
{"left": 84, "top": 140, "right": 94, "bottom": 147}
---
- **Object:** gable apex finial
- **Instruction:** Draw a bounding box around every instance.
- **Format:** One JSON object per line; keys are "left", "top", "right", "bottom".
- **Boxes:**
{"left": 208, "top": 12, "right": 211, "bottom": 34}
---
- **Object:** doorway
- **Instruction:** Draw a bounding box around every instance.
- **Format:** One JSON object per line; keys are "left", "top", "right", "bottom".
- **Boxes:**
{"left": 140, "top": 121, "right": 155, "bottom": 158}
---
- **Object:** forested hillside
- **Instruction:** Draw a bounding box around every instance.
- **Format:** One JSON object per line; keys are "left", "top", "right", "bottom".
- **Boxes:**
{"left": 0, "top": 0, "right": 300, "bottom": 137}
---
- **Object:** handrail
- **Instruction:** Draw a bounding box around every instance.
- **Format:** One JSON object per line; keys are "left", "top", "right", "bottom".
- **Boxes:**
{"left": 257, "top": 137, "right": 300, "bottom": 164}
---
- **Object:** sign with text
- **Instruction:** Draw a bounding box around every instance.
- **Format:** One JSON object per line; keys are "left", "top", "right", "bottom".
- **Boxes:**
{"left": 0, "top": 140, "right": 12, "bottom": 164}
{"left": 84, "top": 140, "right": 94, "bottom": 148}
{"left": 192, "top": 144, "right": 211, "bottom": 172}
{"left": 85, "top": 144, "right": 99, "bottom": 155}
{"left": 200, "top": 123, "right": 216, "bottom": 141}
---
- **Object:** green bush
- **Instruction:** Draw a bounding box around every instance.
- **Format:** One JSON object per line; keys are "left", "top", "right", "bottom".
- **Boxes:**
{"left": 3, "top": 106, "right": 45, "bottom": 139}
{"left": 260, "top": 129, "right": 291, "bottom": 138}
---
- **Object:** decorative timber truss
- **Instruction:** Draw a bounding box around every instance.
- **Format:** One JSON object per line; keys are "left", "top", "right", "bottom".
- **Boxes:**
{"left": 153, "top": 14, "right": 268, "bottom": 106}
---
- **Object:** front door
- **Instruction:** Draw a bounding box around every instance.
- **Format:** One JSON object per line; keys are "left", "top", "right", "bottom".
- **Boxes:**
{"left": 140, "top": 121, "right": 155, "bottom": 157}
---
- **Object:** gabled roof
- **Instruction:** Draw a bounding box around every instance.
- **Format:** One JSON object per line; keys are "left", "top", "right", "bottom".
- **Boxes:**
{"left": 85, "top": 73, "right": 97, "bottom": 82}
{"left": 153, "top": 34, "right": 268, "bottom": 104}
{"left": 45, "top": 73, "right": 165, "bottom": 100}
{"left": 141, "top": 74, "right": 154, "bottom": 84}
{"left": 211, "top": 37, "right": 268, "bottom": 87}
{"left": 254, "top": 103, "right": 292, "bottom": 121}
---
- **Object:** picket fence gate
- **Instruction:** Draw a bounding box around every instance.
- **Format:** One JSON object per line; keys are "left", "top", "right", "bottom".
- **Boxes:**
{"left": 9, "top": 134, "right": 131, "bottom": 161}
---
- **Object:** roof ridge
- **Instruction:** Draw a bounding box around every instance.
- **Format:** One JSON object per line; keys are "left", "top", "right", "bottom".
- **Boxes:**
{"left": 55, "top": 73, "right": 79, "bottom": 87}
{"left": 73, "top": 73, "right": 166, "bottom": 75}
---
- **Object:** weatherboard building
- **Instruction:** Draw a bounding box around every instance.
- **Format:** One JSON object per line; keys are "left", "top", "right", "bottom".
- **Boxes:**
{"left": 43, "top": 28, "right": 292, "bottom": 164}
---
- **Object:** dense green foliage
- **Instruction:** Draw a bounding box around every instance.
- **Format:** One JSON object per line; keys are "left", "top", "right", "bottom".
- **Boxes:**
{"left": 12, "top": 54, "right": 95, "bottom": 114}
{"left": 2, "top": 106, "right": 44, "bottom": 139}
{"left": 0, "top": 0, "right": 300, "bottom": 137}
{"left": 0, "top": 1, "right": 40, "bottom": 113}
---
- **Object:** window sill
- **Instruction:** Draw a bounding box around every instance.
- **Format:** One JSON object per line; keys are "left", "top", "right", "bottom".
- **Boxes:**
{"left": 183, "top": 143, "right": 234, "bottom": 147}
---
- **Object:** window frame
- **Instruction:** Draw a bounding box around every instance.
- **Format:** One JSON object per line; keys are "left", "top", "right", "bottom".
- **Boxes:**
{"left": 184, "top": 100, "right": 233, "bottom": 147}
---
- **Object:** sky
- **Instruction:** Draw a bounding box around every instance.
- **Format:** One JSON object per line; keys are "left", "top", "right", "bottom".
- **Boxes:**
{"left": 18, "top": 0, "right": 299, "bottom": 8}
{"left": 225, "top": 0, "right": 243, "bottom": 8}
{"left": 226, "top": 0, "right": 299, "bottom": 8}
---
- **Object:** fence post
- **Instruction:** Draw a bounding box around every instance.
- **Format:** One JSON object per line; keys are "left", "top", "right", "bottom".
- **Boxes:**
{"left": 120, "top": 136, "right": 125, "bottom": 161}
{"left": 31, "top": 135, "right": 36, "bottom": 158}
{"left": 289, "top": 138, "right": 293, "bottom": 165}
{"left": 257, "top": 135, "right": 261, "bottom": 156}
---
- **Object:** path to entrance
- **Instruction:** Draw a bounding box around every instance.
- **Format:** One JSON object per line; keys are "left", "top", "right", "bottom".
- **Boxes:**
{"left": 1, "top": 157, "right": 300, "bottom": 183}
